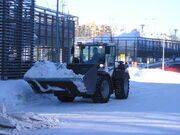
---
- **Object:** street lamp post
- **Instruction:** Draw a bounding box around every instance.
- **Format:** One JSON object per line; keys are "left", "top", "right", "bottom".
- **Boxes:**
{"left": 140, "top": 24, "right": 145, "bottom": 37}
{"left": 55, "top": 0, "right": 60, "bottom": 62}
{"left": 174, "top": 29, "right": 178, "bottom": 39}
{"left": 162, "top": 38, "right": 165, "bottom": 70}
{"left": 161, "top": 33, "right": 167, "bottom": 71}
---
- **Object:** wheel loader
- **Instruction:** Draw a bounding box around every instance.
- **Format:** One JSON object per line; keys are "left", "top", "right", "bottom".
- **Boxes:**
{"left": 25, "top": 42, "right": 130, "bottom": 103}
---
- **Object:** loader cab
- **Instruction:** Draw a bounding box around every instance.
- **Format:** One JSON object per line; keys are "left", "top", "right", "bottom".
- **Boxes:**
{"left": 73, "top": 42, "right": 116, "bottom": 67}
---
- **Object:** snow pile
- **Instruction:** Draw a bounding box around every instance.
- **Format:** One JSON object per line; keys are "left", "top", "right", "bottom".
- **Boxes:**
{"left": 0, "top": 108, "right": 60, "bottom": 134}
{"left": 129, "top": 67, "right": 180, "bottom": 84}
{"left": 0, "top": 80, "right": 56, "bottom": 110}
{"left": 128, "top": 67, "right": 140, "bottom": 77}
{"left": 24, "top": 60, "right": 86, "bottom": 92}
{"left": 0, "top": 80, "right": 33, "bottom": 109}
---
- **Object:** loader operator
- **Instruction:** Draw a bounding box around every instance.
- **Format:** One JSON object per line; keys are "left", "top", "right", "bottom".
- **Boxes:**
{"left": 91, "top": 47, "right": 101, "bottom": 63}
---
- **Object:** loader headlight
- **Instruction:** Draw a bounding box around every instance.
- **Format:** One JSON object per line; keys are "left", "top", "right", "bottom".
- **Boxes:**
{"left": 99, "top": 64, "right": 104, "bottom": 68}
{"left": 75, "top": 46, "right": 80, "bottom": 49}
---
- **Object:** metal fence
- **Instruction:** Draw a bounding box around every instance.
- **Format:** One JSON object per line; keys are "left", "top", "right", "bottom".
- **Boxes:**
{"left": 75, "top": 37, "right": 180, "bottom": 63}
{"left": 0, "top": 0, "right": 34, "bottom": 79}
{"left": 34, "top": 6, "right": 77, "bottom": 63}
{"left": 0, "top": 3, "right": 76, "bottom": 80}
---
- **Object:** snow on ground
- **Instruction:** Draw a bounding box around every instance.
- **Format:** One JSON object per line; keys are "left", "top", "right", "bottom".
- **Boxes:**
{"left": 0, "top": 80, "right": 56, "bottom": 110}
{"left": 0, "top": 80, "right": 60, "bottom": 134}
{"left": 130, "top": 67, "right": 180, "bottom": 84}
{"left": 0, "top": 111, "right": 60, "bottom": 134}
{"left": 0, "top": 67, "right": 180, "bottom": 135}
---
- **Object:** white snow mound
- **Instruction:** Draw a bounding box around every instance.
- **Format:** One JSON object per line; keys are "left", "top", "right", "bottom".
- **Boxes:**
{"left": 0, "top": 80, "right": 57, "bottom": 110}
{"left": 24, "top": 60, "right": 82, "bottom": 78}
{"left": 129, "top": 67, "right": 180, "bottom": 84}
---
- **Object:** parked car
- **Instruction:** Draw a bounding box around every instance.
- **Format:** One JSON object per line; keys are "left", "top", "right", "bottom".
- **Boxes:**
{"left": 161, "top": 63, "right": 180, "bottom": 73}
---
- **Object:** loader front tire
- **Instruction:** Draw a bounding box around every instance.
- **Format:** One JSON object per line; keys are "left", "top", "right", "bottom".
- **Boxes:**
{"left": 57, "top": 96, "right": 75, "bottom": 102}
{"left": 92, "top": 76, "right": 111, "bottom": 103}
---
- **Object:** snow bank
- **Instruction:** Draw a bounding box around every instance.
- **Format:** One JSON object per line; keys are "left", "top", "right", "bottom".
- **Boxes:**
{"left": 0, "top": 80, "right": 56, "bottom": 110}
{"left": 24, "top": 60, "right": 86, "bottom": 92}
{"left": 0, "top": 80, "right": 60, "bottom": 134}
{"left": 129, "top": 67, "right": 180, "bottom": 84}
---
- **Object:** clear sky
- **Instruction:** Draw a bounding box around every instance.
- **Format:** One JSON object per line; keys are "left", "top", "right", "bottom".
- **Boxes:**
{"left": 36, "top": 0, "right": 180, "bottom": 37}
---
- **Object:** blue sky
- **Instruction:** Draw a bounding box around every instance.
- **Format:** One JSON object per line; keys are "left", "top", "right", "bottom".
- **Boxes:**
{"left": 36, "top": 0, "right": 180, "bottom": 37}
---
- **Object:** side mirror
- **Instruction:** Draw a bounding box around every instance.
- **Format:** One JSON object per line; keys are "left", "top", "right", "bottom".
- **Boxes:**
{"left": 105, "top": 46, "right": 110, "bottom": 54}
{"left": 71, "top": 46, "right": 74, "bottom": 54}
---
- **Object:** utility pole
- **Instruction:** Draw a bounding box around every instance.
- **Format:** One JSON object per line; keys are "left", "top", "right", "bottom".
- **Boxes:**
{"left": 55, "top": 0, "right": 60, "bottom": 62}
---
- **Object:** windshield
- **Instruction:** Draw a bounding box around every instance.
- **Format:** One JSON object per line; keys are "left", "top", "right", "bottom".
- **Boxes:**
{"left": 75, "top": 46, "right": 105, "bottom": 63}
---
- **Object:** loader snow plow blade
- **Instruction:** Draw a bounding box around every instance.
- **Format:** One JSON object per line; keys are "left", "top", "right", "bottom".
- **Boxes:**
{"left": 25, "top": 64, "right": 98, "bottom": 97}
{"left": 25, "top": 77, "right": 83, "bottom": 96}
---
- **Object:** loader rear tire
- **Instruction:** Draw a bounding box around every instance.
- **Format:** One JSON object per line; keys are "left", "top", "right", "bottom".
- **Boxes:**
{"left": 57, "top": 96, "right": 75, "bottom": 102}
{"left": 92, "top": 76, "right": 111, "bottom": 103}
{"left": 115, "top": 75, "right": 129, "bottom": 99}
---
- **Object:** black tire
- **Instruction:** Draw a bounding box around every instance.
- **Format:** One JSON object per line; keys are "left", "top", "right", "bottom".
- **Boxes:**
{"left": 92, "top": 76, "right": 111, "bottom": 103}
{"left": 115, "top": 75, "right": 129, "bottom": 99}
{"left": 57, "top": 96, "right": 75, "bottom": 102}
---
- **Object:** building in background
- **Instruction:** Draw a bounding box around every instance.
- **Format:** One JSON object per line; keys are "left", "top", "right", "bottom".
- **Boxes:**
{"left": 76, "top": 22, "right": 113, "bottom": 39}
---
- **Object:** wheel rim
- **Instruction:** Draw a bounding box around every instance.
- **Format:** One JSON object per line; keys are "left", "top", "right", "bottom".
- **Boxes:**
{"left": 100, "top": 80, "right": 110, "bottom": 99}
{"left": 124, "top": 78, "right": 129, "bottom": 95}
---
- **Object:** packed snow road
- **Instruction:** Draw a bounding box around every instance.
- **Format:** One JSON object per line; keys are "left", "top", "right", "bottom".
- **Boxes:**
{"left": 18, "top": 82, "right": 180, "bottom": 135}
{"left": 1, "top": 68, "right": 180, "bottom": 135}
